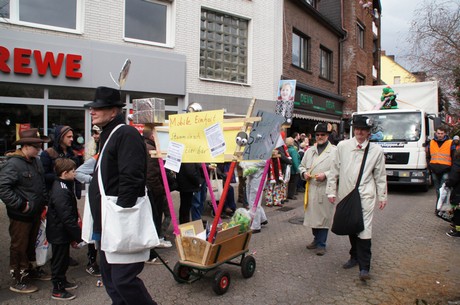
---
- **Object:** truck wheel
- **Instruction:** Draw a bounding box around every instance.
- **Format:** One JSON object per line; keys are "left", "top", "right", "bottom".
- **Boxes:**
{"left": 173, "top": 262, "right": 191, "bottom": 282}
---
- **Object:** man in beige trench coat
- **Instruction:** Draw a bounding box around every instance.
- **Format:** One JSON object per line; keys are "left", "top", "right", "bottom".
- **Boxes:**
{"left": 326, "top": 115, "right": 387, "bottom": 281}
{"left": 299, "top": 123, "right": 337, "bottom": 256}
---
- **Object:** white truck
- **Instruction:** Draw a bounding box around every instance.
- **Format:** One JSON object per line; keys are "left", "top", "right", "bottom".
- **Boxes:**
{"left": 354, "top": 81, "right": 440, "bottom": 190}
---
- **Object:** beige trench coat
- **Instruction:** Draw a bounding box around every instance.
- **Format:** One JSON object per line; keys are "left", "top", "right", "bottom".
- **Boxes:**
{"left": 326, "top": 138, "right": 387, "bottom": 239}
{"left": 299, "top": 142, "right": 337, "bottom": 228}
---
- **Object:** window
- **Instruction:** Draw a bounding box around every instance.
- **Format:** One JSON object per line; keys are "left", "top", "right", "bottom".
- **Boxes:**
{"left": 394, "top": 76, "right": 401, "bottom": 84}
{"left": 0, "top": 0, "right": 82, "bottom": 33}
{"left": 292, "top": 31, "right": 310, "bottom": 71}
{"left": 124, "top": 0, "right": 173, "bottom": 46}
{"left": 320, "top": 47, "right": 333, "bottom": 80}
{"left": 200, "top": 9, "right": 249, "bottom": 84}
{"left": 357, "top": 74, "right": 365, "bottom": 86}
{"left": 357, "top": 22, "right": 365, "bottom": 48}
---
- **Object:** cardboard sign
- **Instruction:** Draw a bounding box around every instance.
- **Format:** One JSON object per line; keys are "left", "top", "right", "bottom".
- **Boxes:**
{"left": 242, "top": 111, "right": 284, "bottom": 160}
{"left": 169, "top": 110, "right": 225, "bottom": 163}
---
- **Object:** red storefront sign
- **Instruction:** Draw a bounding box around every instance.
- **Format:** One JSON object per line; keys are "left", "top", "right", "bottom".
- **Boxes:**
{"left": 0, "top": 46, "right": 82, "bottom": 79}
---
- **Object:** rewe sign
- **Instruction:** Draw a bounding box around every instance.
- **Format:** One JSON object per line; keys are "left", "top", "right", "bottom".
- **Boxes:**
{"left": 0, "top": 46, "right": 82, "bottom": 79}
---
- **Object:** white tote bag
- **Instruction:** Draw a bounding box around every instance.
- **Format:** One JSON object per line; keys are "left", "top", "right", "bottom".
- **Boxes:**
{"left": 207, "top": 170, "right": 223, "bottom": 201}
{"left": 97, "top": 125, "right": 159, "bottom": 255}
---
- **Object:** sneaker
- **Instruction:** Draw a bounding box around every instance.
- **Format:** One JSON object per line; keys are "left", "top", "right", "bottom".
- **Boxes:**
{"left": 10, "top": 282, "right": 38, "bottom": 294}
{"left": 306, "top": 241, "right": 317, "bottom": 250}
{"left": 86, "top": 264, "right": 101, "bottom": 277}
{"left": 155, "top": 238, "right": 173, "bottom": 249}
{"left": 261, "top": 220, "right": 268, "bottom": 226}
{"left": 146, "top": 257, "right": 167, "bottom": 265}
{"left": 27, "top": 268, "right": 51, "bottom": 281}
{"left": 52, "top": 290, "right": 76, "bottom": 301}
{"left": 315, "top": 248, "right": 326, "bottom": 256}
{"left": 63, "top": 280, "right": 78, "bottom": 290}
{"left": 446, "top": 230, "right": 460, "bottom": 237}
{"left": 359, "top": 269, "right": 371, "bottom": 281}
{"left": 342, "top": 258, "right": 359, "bottom": 269}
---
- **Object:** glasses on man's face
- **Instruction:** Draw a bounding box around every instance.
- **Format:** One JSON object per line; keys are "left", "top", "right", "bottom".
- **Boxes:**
{"left": 316, "top": 133, "right": 327, "bottom": 137}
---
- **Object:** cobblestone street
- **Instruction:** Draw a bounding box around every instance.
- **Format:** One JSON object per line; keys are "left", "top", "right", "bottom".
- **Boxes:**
{"left": 0, "top": 187, "right": 459, "bottom": 305}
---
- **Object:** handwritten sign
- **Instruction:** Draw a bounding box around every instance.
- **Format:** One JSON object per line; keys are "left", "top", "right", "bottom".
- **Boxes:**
{"left": 243, "top": 111, "right": 284, "bottom": 160}
{"left": 169, "top": 110, "right": 225, "bottom": 163}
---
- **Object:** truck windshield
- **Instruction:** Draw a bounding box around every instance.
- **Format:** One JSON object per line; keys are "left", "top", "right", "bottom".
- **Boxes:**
{"left": 367, "top": 112, "right": 422, "bottom": 142}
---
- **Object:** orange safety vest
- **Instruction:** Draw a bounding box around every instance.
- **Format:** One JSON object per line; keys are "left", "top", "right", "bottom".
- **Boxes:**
{"left": 429, "top": 139, "right": 453, "bottom": 166}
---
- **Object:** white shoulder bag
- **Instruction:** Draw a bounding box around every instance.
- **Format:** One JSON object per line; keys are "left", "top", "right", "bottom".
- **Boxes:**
{"left": 97, "top": 124, "right": 159, "bottom": 257}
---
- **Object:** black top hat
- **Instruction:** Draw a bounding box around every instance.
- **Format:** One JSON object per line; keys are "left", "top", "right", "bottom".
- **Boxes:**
{"left": 314, "top": 123, "right": 332, "bottom": 133}
{"left": 84, "top": 86, "right": 125, "bottom": 108}
{"left": 351, "top": 115, "right": 373, "bottom": 129}
{"left": 13, "top": 128, "right": 51, "bottom": 145}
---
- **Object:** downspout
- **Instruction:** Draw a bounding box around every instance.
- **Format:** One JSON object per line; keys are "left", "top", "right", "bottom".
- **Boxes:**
{"left": 338, "top": 0, "right": 348, "bottom": 97}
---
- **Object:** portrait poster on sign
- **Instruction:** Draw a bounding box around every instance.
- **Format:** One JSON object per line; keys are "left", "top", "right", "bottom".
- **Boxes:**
{"left": 275, "top": 79, "right": 296, "bottom": 125}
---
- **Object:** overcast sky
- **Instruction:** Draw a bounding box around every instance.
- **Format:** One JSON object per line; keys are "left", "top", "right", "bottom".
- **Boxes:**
{"left": 380, "top": 0, "right": 422, "bottom": 70}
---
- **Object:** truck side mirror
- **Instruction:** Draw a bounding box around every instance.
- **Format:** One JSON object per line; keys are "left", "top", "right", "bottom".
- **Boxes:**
{"left": 433, "top": 117, "right": 442, "bottom": 130}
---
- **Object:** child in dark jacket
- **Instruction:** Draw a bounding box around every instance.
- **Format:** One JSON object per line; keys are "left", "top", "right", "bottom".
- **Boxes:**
{"left": 47, "top": 158, "right": 84, "bottom": 301}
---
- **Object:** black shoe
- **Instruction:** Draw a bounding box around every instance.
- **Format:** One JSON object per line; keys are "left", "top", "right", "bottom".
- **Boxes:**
{"left": 252, "top": 229, "right": 261, "bottom": 234}
{"left": 342, "top": 258, "right": 358, "bottom": 269}
{"left": 26, "top": 267, "right": 51, "bottom": 281}
{"left": 287, "top": 196, "right": 297, "bottom": 200}
{"left": 63, "top": 280, "right": 78, "bottom": 290}
{"left": 86, "top": 263, "right": 101, "bottom": 277}
{"left": 446, "top": 230, "right": 460, "bottom": 237}
{"left": 52, "top": 290, "right": 76, "bottom": 300}
{"left": 68, "top": 257, "right": 79, "bottom": 267}
{"left": 359, "top": 270, "right": 370, "bottom": 281}
{"left": 261, "top": 220, "right": 268, "bottom": 226}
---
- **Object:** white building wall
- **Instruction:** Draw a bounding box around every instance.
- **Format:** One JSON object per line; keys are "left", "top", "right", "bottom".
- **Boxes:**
{"left": 1, "top": 0, "right": 284, "bottom": 110}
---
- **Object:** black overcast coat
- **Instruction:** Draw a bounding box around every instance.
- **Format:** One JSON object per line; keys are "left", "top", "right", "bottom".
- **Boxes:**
{"left": 88, "top": 114, "right": 147, "bottom": 236}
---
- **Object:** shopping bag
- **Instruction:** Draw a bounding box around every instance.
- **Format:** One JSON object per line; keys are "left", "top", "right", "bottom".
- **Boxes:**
{"left": 208, "top": 170, "right": 223, "bottom": 201}
{"left": 331, "top": 188, "right": 364, "bottom": 235}
{"left": 436, "top": 183, "right": 452, "bottom": 211}
{"left": 284, "top": 165, "right": 291, "bottom": 183}
{"left": 81, "top": 195, "right": 95, "bottom": 243}
{"left": 35, "top": 218, "right": 52, "bottom": 266}
{"left": 101, "top": 192, "right": 160, "bottom": 254}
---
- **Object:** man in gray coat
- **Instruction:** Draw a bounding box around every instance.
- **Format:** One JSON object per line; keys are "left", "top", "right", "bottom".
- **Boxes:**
{"left": 299, "top": 123, "right": 336, "bottom": 256}
{"left": 326, "top": 115, "right": 387, "bottom": 281}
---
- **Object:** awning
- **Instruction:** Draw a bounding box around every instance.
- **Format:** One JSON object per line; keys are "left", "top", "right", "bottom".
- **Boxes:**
{"left": 293, "top": 110, "right": 341, "bottom": 123}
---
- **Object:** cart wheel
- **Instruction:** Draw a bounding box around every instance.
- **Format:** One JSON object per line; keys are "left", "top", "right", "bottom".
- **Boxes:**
{"left": 212, "top": 270, "right": 231, "bottom": 295}
{"left": 241, "top": 255, "right": 256, "bottom": 278}
{"left": 173, "top": 262, "right": 191, "bottom": 282}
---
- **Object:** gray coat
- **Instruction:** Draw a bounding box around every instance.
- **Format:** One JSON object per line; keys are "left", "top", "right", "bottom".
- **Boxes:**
{"left": 299, "top": 143, "right": 336, "bottom": 228}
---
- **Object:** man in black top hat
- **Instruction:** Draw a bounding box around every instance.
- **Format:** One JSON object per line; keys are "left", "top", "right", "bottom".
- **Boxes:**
{"left": 326, "top": 115, "right": 387, "bottom": 282}
{"left": 84, "top": 86, "right": 157, "bottom": 305}
{"left": 0, "top": 128, "right": 51, "bottom": 293}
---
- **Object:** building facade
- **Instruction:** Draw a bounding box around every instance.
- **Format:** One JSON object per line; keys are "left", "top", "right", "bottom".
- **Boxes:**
{"left": 0, "top": 0, "right": 283, "bottom": 155}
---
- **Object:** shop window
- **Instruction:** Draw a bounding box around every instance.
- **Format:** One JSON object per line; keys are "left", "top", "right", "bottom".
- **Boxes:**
{"left": 0, "top": 104, "right": 43, "bottom": 156}
{"left": 292, "top": 31, "right": 311, "bottom": 71}
{"left": 0, "top": 0, "right": 83, "bottom": 33}
{"left": 47, "top": 108, "right": 85, "bottom": 148}
{"left": 320, "top": 46, "right": 333, "bottom": 81}
{"left": 124, "top": 0, "right": 173, "bottom": 47}
{"left": 199, "top": 8, "right": 249, "bottom": 84}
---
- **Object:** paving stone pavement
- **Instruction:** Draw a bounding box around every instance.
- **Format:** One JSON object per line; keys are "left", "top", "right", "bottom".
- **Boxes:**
{"left": 0, "top": 187, "right": 459, "bottom": 305}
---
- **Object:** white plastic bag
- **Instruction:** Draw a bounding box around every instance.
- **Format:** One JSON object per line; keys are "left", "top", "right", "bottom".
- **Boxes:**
{"left": 35, "top": 219, "right": 52, "bottom": 266}
{"left": 207, "top": 170, "right": 223, "bottom": 201}
{"left": 437, "top": 183, "right": 452, "bottom": 211}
